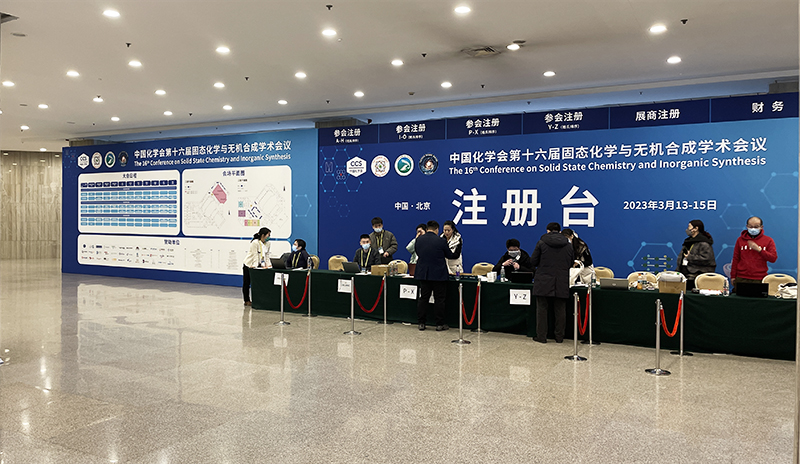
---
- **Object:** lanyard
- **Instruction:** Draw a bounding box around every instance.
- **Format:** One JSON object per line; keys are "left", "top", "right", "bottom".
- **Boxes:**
{"left": 257, "top": 241, "right": 263, "bottom": 259}
{"left": 360, "top": 249, "right": 369, "bottom": 268}
{"left": 376, "top": 231, "right": 384, "bottom": 248}
{"left": 292, "top": 252, "right": 301, "bottom": 268}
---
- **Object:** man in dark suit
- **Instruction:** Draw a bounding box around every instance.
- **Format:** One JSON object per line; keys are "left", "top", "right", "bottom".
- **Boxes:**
{"left": 414, "top": 220, "right": 461, "bottom": 331}
{"left": 529, "top": 222, "right": 574, "bottom": 343}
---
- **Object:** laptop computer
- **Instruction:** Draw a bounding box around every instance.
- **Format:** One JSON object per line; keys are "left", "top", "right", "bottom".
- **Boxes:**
{"left": 508, "top": 271, "right": 533, "bottom": 284}
{"left": 340, "top": 261, "right": 362, "bottom": 273}
{"left": 269, "top": 258, "right": 286, "bottom": 269}
{"left": 735, "top": 282, "right": 769, "bottom": 298}
{"left": 599, "top": 277, "right": 629, "bottom": 290}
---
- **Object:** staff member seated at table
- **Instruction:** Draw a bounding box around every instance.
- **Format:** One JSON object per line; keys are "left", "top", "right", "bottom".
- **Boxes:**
{"left": 492, "top": 238, "right": 532, "bottom": 277}
{"left": 285, "top": 238, "right": 311, "bottom": 269}
{"left": 354, "top": 234, "right": 381, "bottom": 272}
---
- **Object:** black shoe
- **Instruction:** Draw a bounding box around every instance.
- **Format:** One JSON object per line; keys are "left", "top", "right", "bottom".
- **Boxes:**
{"left": 555, "top": 338, "right": 564, "bottom": 343}
{"left": 533, "top": 338, "right": 546, "bottom": 344}
{"left": 435, "top": 324, "right": 449, "bottom": 331}
{"left": 419, "top": 323, "right": 426, "bottom": 331}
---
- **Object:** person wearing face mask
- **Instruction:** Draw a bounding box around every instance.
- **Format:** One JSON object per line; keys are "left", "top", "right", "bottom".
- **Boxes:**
{"left": 441, "top": 220, "right": 463, "bottom": 275}
{"left": 354, "top": 234, "right": 381, "bottom": 272}
{"left": 242, "top": 227, "right": 271, "bottom": 306}
{"left": 492, "top": 238, "right": 532, "bottom": 276}
{"left": 406, "top": 223, "right": 427, "bottom": 276}
{"left": 731, "top": 216, "right": 777, "bottom": 291}
{"left": 561, "top": 228, "right": 593, "bottom": 284}
{"left": 285, "top": 238, "right": 311, "bottom": 269}
{"left": 676, "top": 219, "right": 716, "bottom": 289}
{"left": 368, "top": 217, "right": 398, "bottom": 265}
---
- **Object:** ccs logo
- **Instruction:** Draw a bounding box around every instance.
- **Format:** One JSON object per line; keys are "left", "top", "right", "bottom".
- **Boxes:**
{"left": 346, "top": 156, "right": 367, "bottom": 177}
{"left": 394, "top": 154, "right": 414, "bottom": 176}
{"left": 77, "top": 153, "right": 90, "bottom": 169}
{"left": 371, "top": 155, "right": 390, "bottom": 177}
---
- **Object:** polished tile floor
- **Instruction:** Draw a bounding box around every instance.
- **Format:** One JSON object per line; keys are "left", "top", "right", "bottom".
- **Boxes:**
{"left": 0, "top": 259, "right": 794, "bottom": 463}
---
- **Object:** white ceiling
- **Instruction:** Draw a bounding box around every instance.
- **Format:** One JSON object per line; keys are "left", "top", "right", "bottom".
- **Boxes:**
{"left": 0, "top": 0, "right": 797, "bottom": 152}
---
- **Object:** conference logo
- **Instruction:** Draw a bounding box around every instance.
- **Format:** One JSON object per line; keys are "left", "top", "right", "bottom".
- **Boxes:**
{"left": 91, "top": 152, "right": 103, "bottom": 169}
{"left": 119, "top": 151, "right": 129, "bottom": 167}
{"left": 394, "top": 154, "right": 414, "bottom": 176}
{"left": 104, "top": 151, "right": 116, "bottom": 168}
{"left": 77, "top": 153, "right": 90, "bottom": 169}
{"left": 419, "top": 153, "right": 438, "bottom": 175}
{"left": 346, "top": 156, "right": 367, "bottom": 177}
{"left": 371, "top": 155, "right": 390, "bottom": 177}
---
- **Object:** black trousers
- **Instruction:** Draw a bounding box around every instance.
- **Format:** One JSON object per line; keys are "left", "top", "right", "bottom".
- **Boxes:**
{"left": 536, "top": 296, "right": 567, "bottom": 342}
{"left": 242, "top": 265, "right": 251, "bottom": 303}
{"left": 417, "top": 280, "right": 447, "bottom": 325}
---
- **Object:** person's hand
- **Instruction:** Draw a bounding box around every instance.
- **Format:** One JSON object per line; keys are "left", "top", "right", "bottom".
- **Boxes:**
{"left": 416, "top": 230, "right": 424, "bottom": 237}
{"left": 503, "top": 259, "right": 514, "bottom": 266}
{"left": 513, "top": 262, "right": 520, "bottom": 270}
{"left": 573, "top": 262, "right": 581, "bottom": 268}
{"left": 747, "top": 240, "right": 762, "bottom": 252}
{"left": 383, "top": 252, "right": 389, "bottom": 257}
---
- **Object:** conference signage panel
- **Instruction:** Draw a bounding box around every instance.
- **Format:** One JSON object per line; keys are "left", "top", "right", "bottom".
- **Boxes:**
{"left": 379, "top": 119, "right": 446, "bottom": 142}
{"left": 317, "top": 124, "right": 379, "bottom": 146}
{"left": 62, "top": 129, "right": 318, "bottom": 286}
{"left": 446, "top": 114, "right": 523, "bottom": 139}
{"left": 710, "top": 92, "right": 799, "bottom": 122}
{"left": 523, "top": 107, "right": 609, "bottom": 134}
{"left": 319, "top": 94, "right": 798, "bottom": 279}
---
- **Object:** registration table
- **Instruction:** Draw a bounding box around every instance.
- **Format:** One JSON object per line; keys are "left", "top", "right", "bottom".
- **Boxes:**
{"left": 250, "top": 269, "right": 796, "bottom": 361}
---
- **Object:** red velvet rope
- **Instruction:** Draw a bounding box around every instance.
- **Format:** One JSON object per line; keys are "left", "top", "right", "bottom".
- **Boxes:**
{"left": 353, "top": 277, "right": 385, "bottom": 314}
{"left": 460, "top": 284, "right": 480, "bottom": 325}
{"left": 659, "top": 297, "right": 682, "bottom": 338}
{"left": 578, "top": 292, "right": 589, "bottom": 336}
{"left": 282, "top": 273, "right": 310, "bottom": 309}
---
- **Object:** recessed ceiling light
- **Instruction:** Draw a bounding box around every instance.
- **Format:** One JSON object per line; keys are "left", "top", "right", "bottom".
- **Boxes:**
{"left": 506, "top": 43, "right": 520, "bottom": 51}
{"left": 649, "top": 24, "right": 667, "bottom": 34}
{"left": 38, "top": 104, "right": 48, "bottom": 109}
{"left": 322, "top": 29, "right": 337, "bottom": 37}
{"left": 103, "top": 9, "right": 120, "bottom": 18}
{"left": 2, "top": 81, "right": 15, "bottom": 87}
{"left": 667, "top": 55, "right": 682, "bottom": 64}
{"left": 128, "top": 60, "right": 142, "bottom": 67}
{"left": 0, "top": 110, "right": 3, "bottom": 114}
{"left": 354, "top": 91, "right": 364, "bottom": 98}
{"left": 216, "top": 46, "right": 230, "bottom": 54}
{"left": 454, "top": 6, "right": 471, "bottom": 14}
{"left": 93, "top": 96, "right": 104, "bottom": 102}
{"left": 214, "top": 82, "right": 225, "bottom": 88}
{"left": 20, "top": 125, "right": 29, "bottom": 130}
{"left": 163, "top": 111, "right": 173, "bottom": 116}
{"left": 111, "top": 116, "right": 120, "bottom": 122}
{"left": 391, "top": 59, "right": 404, "bottom": 66}
{"left": 278, "top": 100, "right": 288, "bottom": 105}
{"left": 223, "top": 105, "right": 232, "bottom": 110}
{"left": 55, "top": 154, "right": 60, "bottom": 157}
{"left": 543, "top": 71, "right": 556, "bottom": 77}
{"left": 66, "top": 70, "right": 80, "bottom": 77}
{"left": 39, "top": 148, "right": 46, "bottom": 152}
{"left": 155, "top": 89, "right": 166, "bottom": 96}
{"left": 2, "top": 153, "right": 7, "bottom": 156}
{"left": 12, "top": 163, "right": 17, "bottom": 166}
{"left": 295, "top": 71, "right": 307, "bottom": 79}
{"left": 441, "top": 81, "right": 452, "bottom": 88}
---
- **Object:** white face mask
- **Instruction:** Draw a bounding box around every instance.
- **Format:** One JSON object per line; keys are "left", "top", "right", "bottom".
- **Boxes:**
{"left": 747, "top": 227, "right": 761, "bottom": 236}
{"left": 373, "top": 228, "right": 382, "bottom": 233}
{"left": 291, "top": 245, "right": 298, "bottom": 252}
{"left": 361, "top": 243, "right": 370, "bottom": 250}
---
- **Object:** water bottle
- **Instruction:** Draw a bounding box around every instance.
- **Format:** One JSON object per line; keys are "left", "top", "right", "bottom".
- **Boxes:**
{"left": 500, "top": 266, "right": 506, "bottom": 282}
{"left": 455, "top": 264, "right": 461, "bottom": 281}
{"left": 590, "top": 272, "right": 596, "bottom": 287}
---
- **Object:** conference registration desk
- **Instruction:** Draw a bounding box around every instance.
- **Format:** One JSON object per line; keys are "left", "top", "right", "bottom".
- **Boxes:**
{"left": 250, "top": 269, "right": 796, "bottom": 361}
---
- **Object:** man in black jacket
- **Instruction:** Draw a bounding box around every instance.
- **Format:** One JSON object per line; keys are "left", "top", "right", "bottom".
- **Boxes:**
{"left": 492, "top": 238, "right": 533, "bottom": 278}
{"left": 415, "top": 220, "right": 461, "bottom": 331}
{"left": 530, "top": 222, "right": 574, "bottom": 343}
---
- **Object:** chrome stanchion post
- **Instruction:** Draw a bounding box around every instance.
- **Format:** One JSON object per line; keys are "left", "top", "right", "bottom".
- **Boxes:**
{"left": 565, "top": 293, "right": 587, "bottom": 361}
{"left": 646, "top": 299, "right": 670, "bottom": 375}
{"left": 471, "top": 281, "right": 487, "bottom": 333}
{"left": 302, "top": 268, "right": 316, "bottom": 318}
{"left": 452, "top": 283, "right": 470, "bottom": 345}
{"left": 275, "top": 273, "right": 290, "bottom": 326}
{"left": 378, "top": 275, "right": 393, "bottom": 325}
{"left": 344, "top": 277, "right": 361, "bottom": 335}
{"left": 581, "top": 284, "right": 599, "bottom": 345}
{"left": 671, "top": 291, "right": 691, "bottom": 356}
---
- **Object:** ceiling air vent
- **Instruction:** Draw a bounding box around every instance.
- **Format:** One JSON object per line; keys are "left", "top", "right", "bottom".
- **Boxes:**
{"left": 462, "top": 46, "right": 502, "bottom": 58}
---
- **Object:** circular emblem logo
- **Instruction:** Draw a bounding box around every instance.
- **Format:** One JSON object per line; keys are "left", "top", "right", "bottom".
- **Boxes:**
{"left": 91, "top": 152, "right": 103, "bottom": 169}
{"left": 104, "top": 151, "right": 116, "bottom": 168}
{"left": 419, "top": 153, "right": 438, "bottom": 175}
{"left": 394, "top": 154, "right": 414, "bottom": 176}
{"left": 371, "top": 155, "right": 390, "bottom": 177}
{"left": 119, "top": 151, "right": 128, "bottom": 167}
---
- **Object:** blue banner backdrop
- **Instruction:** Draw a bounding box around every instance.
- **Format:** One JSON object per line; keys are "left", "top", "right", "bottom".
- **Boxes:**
{"left": 62, "top": 129, "right": 318, "bottom": 286}
{"left": 319, "top": 95, "right": 798, "bottom": 279}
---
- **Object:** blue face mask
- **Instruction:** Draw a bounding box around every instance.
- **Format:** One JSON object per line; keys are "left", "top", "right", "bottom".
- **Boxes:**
{"left": 291, "top": 245, "right": 298, "bottom": 252}
{"left": 373, "top": 228, "right": 383, "bottom": 233}
{"left": 361, "top": 243, "right": 370, "bottom": 250}
{"left": 747, "top": 227, "right": 761, "bottom": 236}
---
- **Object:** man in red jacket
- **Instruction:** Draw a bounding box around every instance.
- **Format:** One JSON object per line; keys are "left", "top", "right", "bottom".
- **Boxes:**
{"left": 730, "top": 216, "right": 777, "bottom": 291}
